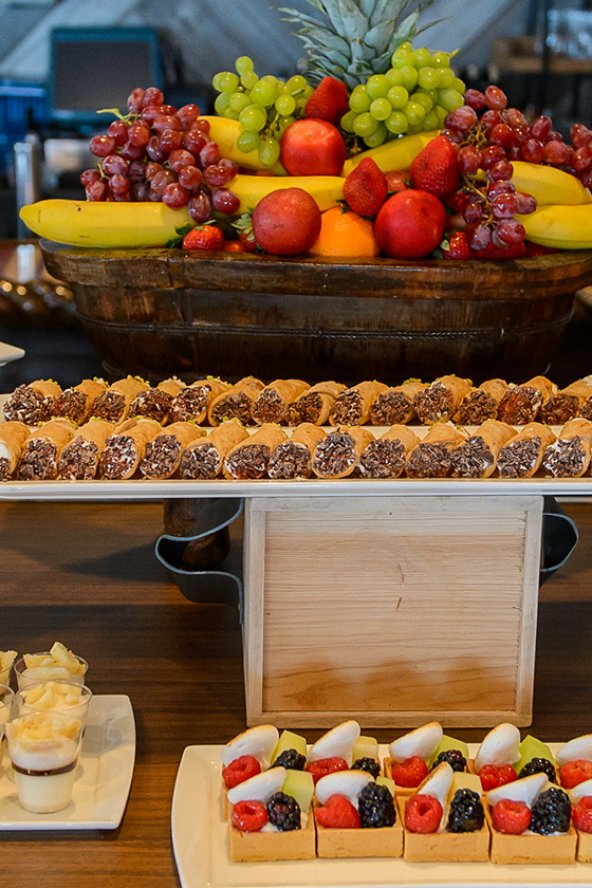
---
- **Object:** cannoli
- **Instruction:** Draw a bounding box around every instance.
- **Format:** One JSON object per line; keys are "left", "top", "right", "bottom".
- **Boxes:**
{"left": 128, "top": 377, "right": 186, "bottom": 423}
{"left": 413, "top": 375, "right": 473, "bottom": 425}
{"left": 17, "top": 419, "right": 76, "bottom": 480}
{"left": 52, "top": 378, "right": 108, "bottom": 425}
{"left": 139, "top": 421, "right": 205, "bottom": 480}
{"left": 223, "top": 423, "right": 287, "bottom": 480}
{"left": 312, "top": 426, "right": 374, "bottom": 479}
{"left": 369, "top": 380, "right": 426, "bottom": 426}
{"left": 168, "top": 377, "right": 230, "bottom": 424}
{"left": 98, "top": 418, "right": 162, "bottom": 480}
{"left": 178, "top": 420, "right": 248, "bottom": 480}
{"left": 540, "top": 379, "right": 592, "bottom": 426}
{"left": 57, "top": 418, "right": 117, "bottom": 480}
{"left": 267, "top": 423, "right": 326, "bottom": 479}
{"left": 90, "top": 376, "right": 150, "bottom": 423}
{"left": 0, "top": 421, "right": 29, "bottom": 481}
{"left": 3, "top": 379, "right": 62, "bottom": 425}
{"left": 287, "top": 381, "right": 346, "bottom": 426}
{"left": 405, "top": 424, "right": 466, "bottom": 478}
{"left": 457, "top": 379, "right": 509, "bottom": 426}
{"left": 497, "top": 422, "right": 557, "bottom": 478}
{"left": 497, "top": 376, "right": 557, "bottom": 426}
{"left": 358, "top": 425, "right": 420, "bottom": 479}
{"left": 208, "top": 377, "right": 264, "bottom": 426}
{"left": 329, "top": 381, "right": 389, "bottom": 426}
{"left": 252, "top": 379, "right": 310, "bottom": 425}
{"left": 449, "top": 419, "right": 516, "bottom": 479}
{"left": 541, "top": 418, "right": 592, "bottom": 478}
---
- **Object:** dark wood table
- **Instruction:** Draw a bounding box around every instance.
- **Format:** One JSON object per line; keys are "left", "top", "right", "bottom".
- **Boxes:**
{"left": 0, "top": 497, "right": 591, "bottom": 886}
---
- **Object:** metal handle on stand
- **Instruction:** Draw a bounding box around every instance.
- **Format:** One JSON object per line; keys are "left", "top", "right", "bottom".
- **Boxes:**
{"left": 14, "top": 138, "right": 41, "bottom": 238}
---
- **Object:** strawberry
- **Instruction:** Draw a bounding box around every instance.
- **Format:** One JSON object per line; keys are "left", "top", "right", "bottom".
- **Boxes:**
{"left": 440, "top": 230, "right": 472, "bottom": 260}
{"left": 572, "top": 796, "right": 592, "bottom": 834}
{"left": 404, "top": 794, "right": 443, "bottom": 834}
{"left": 305, "top": 756, "right": 348, "bottom": 785}
{"left": 491, "top": 798, "right": 531, "bottom": 835}
{"left": 342, "top": 157, "right": 388, "bottom": 218}
{"left": 223, "top": 240, "right": 249, "bottom": 253}
{"left": 390, "top": 755, "right": 429, "bottom": 788}
{"left": 231, "top": 800, "right": 268, "bottom": 832}
{"left": 222, "top": 754, "right": 261, "bottom": 789}
{"left": 410, "top": 134, "right": 460, "bottom": 198}
{"left": 182, "top": 223, "right": 224, "bottom": 251}
{"left": 479, "top": 763, "right": 517, "bottom": 792}
{"left": 385, "top": 169, "right": 409, "bottom": 194}
{"left": 315, "top": 793, "right": 361, "bottom": 829}
{"left": 559, "top": 759, "right": 592, "bottom": 789}
{"left": 304, "top": 76, "right": 349, "bottom": 125}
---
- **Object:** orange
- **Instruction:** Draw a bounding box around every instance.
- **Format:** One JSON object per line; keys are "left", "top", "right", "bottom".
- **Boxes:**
{"left": 309, "top": 206, "right": 380, "bottom": 258}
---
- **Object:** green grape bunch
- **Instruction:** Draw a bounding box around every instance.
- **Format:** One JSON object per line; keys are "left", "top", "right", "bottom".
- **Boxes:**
{"left": 341, "top": 42, "right": 466, "bottom": 149}
{"left": 212, "top": 56, "right": 314, "bottom": 167}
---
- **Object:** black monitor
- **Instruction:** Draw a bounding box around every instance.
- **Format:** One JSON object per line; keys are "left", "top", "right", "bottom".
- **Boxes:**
{"left": 48, "top": 26, "right": 164, "bottom": 130}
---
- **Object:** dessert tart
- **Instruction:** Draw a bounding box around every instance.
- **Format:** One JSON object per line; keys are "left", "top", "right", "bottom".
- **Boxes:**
{"left": 569, "top": 777, "right": 592, "bottom": 862}
{"left": 556, "top": 733, "right": 592, "bottom": 863}
{"left": 220, "top": 724, "right": 280, "bottom": 817}
{"left": 384, "top": 721, "right": 469, "bottom": 796}
{"left": 469, "top": 722, "right": 521, "bottom": 792}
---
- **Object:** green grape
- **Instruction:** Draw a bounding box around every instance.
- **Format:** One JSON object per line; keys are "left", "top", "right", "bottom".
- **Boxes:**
{"left": 414, "top": 47, "right": 434, "bottom": 68}
{"left": 214, "top": 92, "right": 231, "bottom": 115}
{"left": 235, "top": 56, "right": 254, "bottom": 76}
{"left": 434, "top": 105, "right": 449, "bottom": 125}
{"left": 404, "top": 100, "right": 426, "bottom": 126}
{"left": 240, "top": 70, "right": 259, "bottom": 90}
{"left": 275, "top": 93, "right": 296, "bottom": 116}
{"left": 451, "top": 77, "right": 466, "bottom": 93}
{"left": 349, "top": 85, "right": 371, "bottom": 113}
{"left": 385, "top": 67, "right": 405, "bottom": 87}
{"left": 295, "top": 95, "right": 309, "bottom": 111}
{"left": 399, "top": 65, "right": 418, "bottom": 91}
{"left": 370, "top": 97, "right": 392, "bottom": 121}
{"left": 251, "top": 77, "right": 278, "bottom": 107}
{"left": 228, "top": 91, "right": 251, "bottom": 113}
{"left": 385, "top": 111, "right": 408, "bottom": 135}
{"left": 387, "top": 85, "right": 409, "bottom": 110}
{"left": 423, "top": 110, "right": 440, "bottom": 130}
{"left": 223, "top": 108, "right": 240, "bottom": 120}
{"left": 417, "top": 66, "right": 439, "bottom": 91}
{"left": 391, "top": 47, "right": 415, "bottom": 69}
{"left": 222, "top": 72, "right": 240, "bottom": 93}
{"left": 340, "top": 110, "right": 357, "bottom": 133}
{"left": 239, "top": 103, "right": 268, "bottom": 132}
{"left": 432, "top": 51, "right": 451, "bottom": 67}
{"left": 212, "top": 71, "right": 233, "bottom": 93}
{"left": 286, "top": 75, "right": 309, "bottom": 95}
{"left": 437, "top": 67, "right": 455, "bottom": 89}
{"left": 236, "top": 130, "right": 260, "bottom": 152}
{"left": 352, "top": 111, "right": 379, "bottom": 138}
{"left": 437, "top": 88, "right": 464, "bottom": 112}
{"left": 411, "top": 91, "right": 433, "bottom": 111}
{"left": 366, "top": 74, "right": 389, "bottom": 99}
{"left": 407, "top": 121, "right": 423, "bottom": 134}
{"left": 275, "top": 115, "right": 295, "bottom": 137}
{"left": 258, "top": 138, "right": 281, "bottom": 167}
{"left": 363, "top": 123, "right": 387, "bottom": 147}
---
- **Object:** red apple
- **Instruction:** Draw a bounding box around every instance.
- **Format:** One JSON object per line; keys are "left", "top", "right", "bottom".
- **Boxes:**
{"left": 252, "top": 187, "right": 322, "bottom": 255}
{"left": 374, "top": 189, "right": 446, "bottom": 259}
{"left": 280, "top": 119, "right": 347, "bottom": 176}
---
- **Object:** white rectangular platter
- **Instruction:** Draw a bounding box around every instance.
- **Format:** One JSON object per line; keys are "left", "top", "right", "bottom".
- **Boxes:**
{"left": 171, "top": 744, "right": 590, "bottom": 888}
{"left": 0, "top": 694, "right": 135, "bottom": 830}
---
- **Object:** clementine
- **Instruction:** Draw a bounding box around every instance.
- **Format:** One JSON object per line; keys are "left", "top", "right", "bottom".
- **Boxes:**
{"left": 309, "top": 206, "right": 380, "bottom": 258}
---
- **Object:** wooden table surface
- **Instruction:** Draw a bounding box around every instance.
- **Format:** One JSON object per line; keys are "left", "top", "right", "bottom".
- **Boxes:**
{"left": 0, "top": 497, "right": 591, "bottom": 887}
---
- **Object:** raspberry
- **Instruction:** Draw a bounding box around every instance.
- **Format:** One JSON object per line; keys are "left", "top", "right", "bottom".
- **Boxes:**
{"left": 231, "top": 799, "right": 268, "bottom": 832}
{"left": 491, "top": 798, "right": 531, "bottom": 834}
{"left": 479, "top": 763, "right": 518, "bottom": 791}
{"left": 305, "top": 756, "right": 348, "bottom": 785}
{"left": 559, "top": 759, "right": 592, "bottom": 789}
{"left": 404, "top": 793, "right": 443, "bottom": 834}
{"left": 222, "top": 754, "right": 261, "bottom": 789}
{"left": 391, "top": 755, "right": 429, "bottom": 788}
{"left": 572, "top": 796, "right": 592, "bottom": 834}
{"left": 315, "top": 793, "right": 361, "bottom": 829}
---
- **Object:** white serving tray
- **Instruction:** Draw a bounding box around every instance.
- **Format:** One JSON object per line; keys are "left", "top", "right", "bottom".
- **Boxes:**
{"left": 0, "top": 343, "right": 25, "bottom": 367}
{"left": 171, "top": 743, "right": 590, "bottom": 888}
{"left": 0, "top": 694, "right": 135, "bottom": 830}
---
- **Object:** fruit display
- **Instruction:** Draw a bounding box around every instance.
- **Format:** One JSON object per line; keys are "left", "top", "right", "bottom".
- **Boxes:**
{"left": 17, "top": 0, "right": 592, "bottom": 259}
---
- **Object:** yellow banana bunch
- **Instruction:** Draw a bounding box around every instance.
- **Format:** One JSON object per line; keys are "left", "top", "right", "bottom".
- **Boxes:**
{"left": 342, "top": 130, "right": 439, "bottom": 176}
{"left": 518, "top": 204, "right": 592, "bottom": 249}
{"left": 230, "top": 173, "right": 343, "bottom": 213}
{"left": 511, "top": 161, "right": 592, "bottom": 206}
{"left": 200, "top": 115, "right": 284, "bottom": 173}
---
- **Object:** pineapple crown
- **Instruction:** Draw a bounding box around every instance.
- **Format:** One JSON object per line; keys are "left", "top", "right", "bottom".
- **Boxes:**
{"left": 280, "top": 0, "right": 442, "bottom": 88}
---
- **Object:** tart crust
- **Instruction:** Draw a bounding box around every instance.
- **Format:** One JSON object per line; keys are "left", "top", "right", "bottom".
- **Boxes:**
{"left": 576, "top": 827, "right": 592, "bottom": 863}
{"left": 398, "top": 797, "right": 491, "bottom": 862}
{"left": 484, "top": 801, "right": 577, "bottom": 865}
{"left": 228, "top": 813, "right": 316, "bottom": 862}
{"left": 383, "top": 756, "right": 423, "bottom": 797}
{"left": 314, "top": 802, "right": 403, "bottom": 858}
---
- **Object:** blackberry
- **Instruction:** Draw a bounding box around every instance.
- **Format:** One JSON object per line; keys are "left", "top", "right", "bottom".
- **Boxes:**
{"left": 271, "top": 748, "right": 306, "bottom": 770}
{"left": 352, "top": 756, "right": 380, "bottom": 779}
{"left": 266, "top": 792, "right": 301, "bottom": 831}
{"left": 530, "top": 787, "right": 571, "bottom": 835}
{"left": 358, "top": 782, "right": 396, "bottom": 828}
{"left": 518, "top": 757, "right": 557, "bottom": 783}
{"left": 432, "top": 749, "right": 467, "bottom": 773}
{"left": 447, "top": 788, "right": 484, "bottom": 833}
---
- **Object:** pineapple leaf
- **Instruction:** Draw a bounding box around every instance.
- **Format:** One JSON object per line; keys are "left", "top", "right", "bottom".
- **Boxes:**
{"left": 297, "top": 32, "right": 352, "bottom": 69}
{"left": 326, "top": 0, "right": 369, "bottom": 42}
{"left": 365, "top": 21, "right": 397, "bottom": 53}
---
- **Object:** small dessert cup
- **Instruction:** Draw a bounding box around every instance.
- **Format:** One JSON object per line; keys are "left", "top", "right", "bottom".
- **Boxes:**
{"left": 14, "top": 651, "right": 88, "bottom": 691}
{"left": 15, "top": 681, "right": 92, "bottom": 727}
{"left": 0, "top": 683, "right": 15, "bottom": 738}
{"left": 5, "top": 711, "right": 84, "bottom": 814}
{"left": 0, "top": 650, "right": 17, "bottom": 688}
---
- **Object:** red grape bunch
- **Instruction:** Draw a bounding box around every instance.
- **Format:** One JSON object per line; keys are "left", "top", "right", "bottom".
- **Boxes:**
{"left": 80, "top": 86, "right": 240, "bottom": 223}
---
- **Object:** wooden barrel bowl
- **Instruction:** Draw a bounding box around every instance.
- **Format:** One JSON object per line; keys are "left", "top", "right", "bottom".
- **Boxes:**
{"left": 40, "top": 241, "right": 592, "bottom": 385}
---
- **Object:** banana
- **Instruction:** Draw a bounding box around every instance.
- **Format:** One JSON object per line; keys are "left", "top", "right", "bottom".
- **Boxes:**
{"left": 20, "top": 200, "right": 192, "bottom": 248}
{"left": 230, "top": 173, "right": 343, "bottom": 213}
{"left": 518, "top": 204, "right": 592, "bottom": 249}
{"left": 511, "top": 161, "right": 592, "bottom": 206}
{"left": 200, "top": 115, "right": 285, "bottom": 173}
{"left": 342, "top": 130, "right": 439, "bottom": 176}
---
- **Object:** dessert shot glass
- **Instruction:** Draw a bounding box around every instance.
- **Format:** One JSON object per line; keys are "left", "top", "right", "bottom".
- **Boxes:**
{"left": 0, "top": 650, "right": 17, "bottom": 687}
{"left": 5, "top": 711, "right": 84, "bottom": 814}
{"left": 14, "top": 652, "right": 88, "bottom": 691}
{"left": 0, "top": 683, "right": 15, "bottom": 738}
{"left": 15, "top": 681, "right": 92, "bottom": 727}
